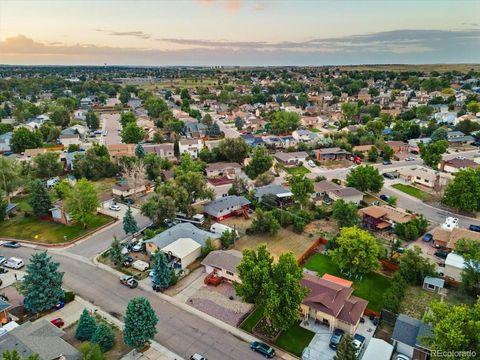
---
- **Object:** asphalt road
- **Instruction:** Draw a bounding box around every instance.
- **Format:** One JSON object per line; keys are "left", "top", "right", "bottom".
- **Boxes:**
{"left": 0, "top": 247, "right": 263, "bottom": 360}
{"left": 101, "top": 113, "right": 122, "bottom": 145}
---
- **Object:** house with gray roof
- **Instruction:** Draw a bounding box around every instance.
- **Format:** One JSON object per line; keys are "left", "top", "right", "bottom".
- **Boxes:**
{"left": 203, "top": 195, "right": 250, "bottom": 221}
{"left": 0, "top": 319, "right": 80, "bottom": 360}
{"left": 201, "top": 249, "right": 243, "bottom": 283}
{"left": 391, "top": 314, "right": 432, "bottom": 360}
{"left": 254, "top": 184, "right": 293, "bottom": 204}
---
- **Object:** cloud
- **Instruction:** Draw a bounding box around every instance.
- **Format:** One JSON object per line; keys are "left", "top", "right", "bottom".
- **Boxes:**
{"left": 95, "top": 29, "right": 151, "bottom": 39}
{"left": 253, "top": 3, "right": 265, "bottom": 11}
{"left": 198, "top": 0, "right": 240, "bottom": 14}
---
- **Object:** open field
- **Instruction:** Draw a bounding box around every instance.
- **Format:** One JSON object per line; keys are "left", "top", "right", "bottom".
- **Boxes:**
{"left": 338, "top": 64, "right": 480, "bottom": 73}
{"left": 392, "top": 183, "right": 434, "bottom": 201}
{"left": 304, "top": 253, "right": 391, "bottom": 311}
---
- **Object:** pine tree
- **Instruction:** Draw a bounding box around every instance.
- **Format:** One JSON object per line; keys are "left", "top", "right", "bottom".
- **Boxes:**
{"left": 123, "top": 297, "right": 158, "bottom": 349}
{"left": 91, "top": 323, "right": 115, "bottom": 352}
{"left": 76, "top": 308, "right": 98, "bottom": 341}
{"left": 135, "top": 143, "right": 145, "bottom": 158}
{"left": 21, "top": 251, "right": 64, "bottom": 314}
{"left": 123, "top": 206, "right": 138, "bottom": 235}
{"left": 28, "top": 179, "right": 52, "bottom": 216}
{"left": 151, "top": 251, "right": 171, "bottom": 290}
{"left": 109, "top": 236, "right": 125, "bottom": 269}
{"left": 334, "top": 334, "right": 357, "bottom": 360}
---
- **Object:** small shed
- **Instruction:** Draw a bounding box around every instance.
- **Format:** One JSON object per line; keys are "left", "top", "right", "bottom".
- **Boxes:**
{"left": 161, "top": 237, "right": 202, "bottom": 269}
{"left": 423, "top": 276, "right": 445, "bottom": 293}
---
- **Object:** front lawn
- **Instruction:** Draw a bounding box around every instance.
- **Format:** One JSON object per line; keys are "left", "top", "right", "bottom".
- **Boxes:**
{"left": 304, "top": 253, "right": 391, "bottom": 311}
{"left": 391, "top": 184, "right": 433, "bottom": 201}
{"left": 286, "top": 165, "right": 310, "bottom": 176}
{"left": 0, "top": 214, "right": 112, "bottom": 244}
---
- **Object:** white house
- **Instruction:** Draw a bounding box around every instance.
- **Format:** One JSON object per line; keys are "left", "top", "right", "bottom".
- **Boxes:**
{"left": 179, "top": 139, "right": 203, "bottom": 159}
{"left": 444, "top": 253, "right": 466, "bottom": 283}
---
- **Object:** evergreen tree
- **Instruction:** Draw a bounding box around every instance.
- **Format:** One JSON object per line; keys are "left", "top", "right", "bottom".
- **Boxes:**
{"left": 208, "top": 123, "right": 221, "bottom": 138}
{"left": 86, "top": 110, "right": 99, "bottom": 130}
{"left": 151, "top": 251, "right": 171, "bottom": 290}
{"left": 0, "top": 200, "right": 7, "bottom": 222}
{"left": 173, "top": 139, "right": 179, "bottom": 157}
{"left": 76, "top": 309, "right": 98, "bottom": 341}
{"left": 123, "top": 297, "right": 158, "bottom": 349}
{"left": 28, "top": 179, "right": 52, "bottom": 216}
{"left": 109, "top": 236, "right": 125, "bottom": 269}
{"left": 123, "top": 206, "right": 138, "bottom": 235}
{"left": 91, "top": 323, "right": 115, "bottom": 352}
{"left": 135, "top": 143, "right": 145, "bottom": 158}
{"left": 334, "top": 334, "right": 357, "bottom": 360}
{"left": 21, "top": 251, "right": 64, "bottom": 314}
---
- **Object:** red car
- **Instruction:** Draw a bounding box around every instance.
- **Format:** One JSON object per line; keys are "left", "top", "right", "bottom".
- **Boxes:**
{"left": 50, "top": 318, "right": 65, "bottom": 328}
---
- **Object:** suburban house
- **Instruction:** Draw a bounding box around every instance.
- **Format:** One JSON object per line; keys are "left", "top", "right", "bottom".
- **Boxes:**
{"left": 359, "top": 205, "right": 414, "bottom": 231}
{"left": 254, "top": 184, "right": 293, "bottom": 204}
{"left": 107, "top": 144, "right": 135, "bottom": 163}
{"left": 446, "top": 130, "right": 475, "bottom": 146}
{"left": 397, "top": 166, "right": 453, "bottom": 191}
{"left": 112, "top": 180, "right": 153, "bottom": 198}
{"left": 313, "top": 180, "right": 363, "bottom": 205}
{"left": 203, "top": 195, "right": 251, "bottom": 221}
{"left": 274, "top": 151, "right": 308, "bottom": 167}
{"left": 49, "top": 200, "right": 72, "bottom": 225}
{"left": 0, "top": 319, "right": 81, "bottom": 360}
{"left": 300, "top": 273, "right": 368, "bottom": 334}
{"left": 439, "top": 158, "right": 480, "bottom": 174}
{"left": 391, "top": 314, "right": 432, "bottom": 360}
{"left": 58, "top": 133, "right": 81, "bottom": 147}
{"left": 444, "top": 253, "right": 466, "bottom": 283}
{"left": 292, "top": 129, "right": 319, "bottom": 143}
{"left": 184, "top": 120, "right": 208, "bottom": 138}
{"left": 23, "top": 148, "right": 47, "bottom": 159}
{"left": 205, "top": 162, "right": 242, "bottom": 180}
{"left": 352, "top": 144, "right": 373, "bottom": 156}
{"left": 201, "top": 249, "right": 243, "bottom": 283}
{"left": 179, "top": 139, "right": 203, "bottom": 159}
{"left": 430, "top": 226, "right": 480, "bottom": 250}
{"left": 315, "top": 147, "right": 349, "bottom": 164}
{"left": 143, "top": 143, "right": 176, "bottom": 161}
{"left": 385, "top": 140, "right": 409, "bottom": 154}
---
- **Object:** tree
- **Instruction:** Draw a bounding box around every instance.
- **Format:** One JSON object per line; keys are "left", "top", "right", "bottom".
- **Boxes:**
{"left": 201, "top": 113, "right": 213, "bottom": 128}
{"left": 332, "top": 199, "right": 359, "bottom": 228}
{"left": 50, "top": 106, "right": 70, "bottom": 127}
{"left": 86, "top": 110, "right": 99, "bottom": 130}
{"left": 455, "top": 238, "right": 480, "bottom": 297}
{"left": 0, "top": 158, "right": 21, "bottom": 202}
{"left": 228, "top": 176, "right": 248, "bottom": 196}
{"left": 121, "top": 122, "right": 145, "bottom": 143}
{"left": 219, "top": 229, "right": 236, "bottom": 248}
{"left": 419, "top": 139, "right": 448, "bottom": 169}
{"left": 334, "top": 334, "right": 356, "bottom": 360}
{"left": 75, "top": 309, "right": 97, "bottom": 341}
{"left": 341, "top": 102, "right": 358, "bottom": 120}
{"left": 0, "top": 200, "right": 7, "bottom": 222}
{"left": 208, "top": 122, "right": 221, "bottom": 138}
{"left": 135, "top": 143, "right": 145, "bottom": 158}
{"left": 120, "top": 112, "right": 136, "bottom": 127}
{"left": 109, "top": 236, "right": 125, "bottom": 269}
{"left": 123, "top": 297, "right": 158, "bottom": 349}
{"left": 174, "top": 171, "right": 214, "bottom": 215}
{"left": 382, "top": 144, "right": 394, "bottom": 161}
{"left": 367, "top": 146, "right": 378, "bottom": 162}
{"left": 254, "top": 172, "right": 274, "bottom": 186}
{"left": 32, "top": 152, "right": 62, "bottom": 179}
{"left": 39, "top": 122, "right": 60, "bottom": 143}
{"left": 119, "top": 89, "right": 131, "bottom": 104}
{"left": 382, "top": 272, "right": 407, "bottom": 313}
{"left": 235, "top": 244, "right": 274, "bottom": 304}
{"left": 234, "top": 116, "right": 244, "bottom": 130}
{"left": 415, "top": 105, "right": 434, "bottom": 121}
{"left": 91, "top": 323, "right": 115, "bottom": 352}
{"left": 73, "top": 145, "right": 117, "bottom": 181}
{"left": 443, "top": 168, "right": 480, "bottom": 212}
{"left": 1, "top": 350, "right": 39, "bottom": 360}
{"left": 386, "top": 196, "right": 397, "bottom": 206}
{"left": 287, "top": 174, "right": 314, "bottom": 209}
{"left": 10, "top": 127, "right": 43, "bottom": 153}
{"left": 394, "top": 215, "right": 428, "bottom": 241}
{"left": 269, "top": 111, "right": 300, "bottom": 134}
{"left": 21, "top": 251, "right": 64, "bottom": 314}
{"left": 250, "top": 209, "right": 280, "bottom": 235}
{"left": 151, "top": 251, "right": 171, "bottom": 290}
{"left": 27, "top": 179, "right": 52, "bottom": 216}
{"left": 424, "top": 298, "right": 480, "bottom": 356}
{"left": 346, "top": 165, "right": 384, "bottom": 193}
{"left": 330, "top": 226, "right": 380, "bottom": 277}
{"left": 123, "top": 206, "right": 138, "bottom": 235}
{"left": 216, "top": 138, "right": 250, "bottom": 163}
{"left": 398, "top": 246, "right": 435, "bottom": 285}
{"left": 144, "top": 96, "right": 168, "bottom": 118}
{"left": 78, "top": 342, "right": 106, "bottom": 360}
{"left": 263, "top": 252, "right": 308, "bottom": 331}
{"left": 430, "top": 127, "right": 448, "bottom": 142}
{"left": 141, "top": 194, "right": 176, "bottom": 226}
{"left": 65, "top": 178, "right": 99, "bottom": 228}
{"left": 467, "top": 100, "right": 480, "bottom": 114}
{"left": 245, "top": 146, "right": 273, "bottom": 179}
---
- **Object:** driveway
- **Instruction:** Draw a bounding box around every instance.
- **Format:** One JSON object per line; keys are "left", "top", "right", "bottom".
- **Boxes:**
{"left": 101, "top": 113, "right": 122, "bottom": 145}
{"left": 98, "top": 201, "right": 140, "bottom": 220}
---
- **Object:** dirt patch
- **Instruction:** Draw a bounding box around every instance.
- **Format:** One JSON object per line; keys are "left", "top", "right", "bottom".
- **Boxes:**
{"left": 400, "top": 286, "right": 441, "bottom": 319}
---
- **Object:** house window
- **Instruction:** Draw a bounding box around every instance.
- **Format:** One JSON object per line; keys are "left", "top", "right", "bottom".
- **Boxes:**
{"left": 425, "top": 179, "right": 429, "bottom": 183}
{"left": 427, "top": 283, "right": 435, "bottom": 290}
{"left": 226, "top": 271, "right": 234, "bottom": 276}
{"left": 416, "top": 176, "right": 421, "bottom": 180}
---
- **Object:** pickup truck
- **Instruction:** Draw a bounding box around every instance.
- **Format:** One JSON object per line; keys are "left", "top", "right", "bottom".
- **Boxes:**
{"left": 119, "top": 275, "right": 138, "bottom": 289}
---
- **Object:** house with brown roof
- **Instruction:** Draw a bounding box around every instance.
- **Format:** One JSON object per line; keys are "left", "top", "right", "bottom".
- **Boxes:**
{"left": 352, "top": 144, "right": 374, "bottom": 156}
{"left": 386, "top": 141, "right": 409, "bottom": 154}
{"left": 431, "top": 226, "right": 480, "bottom": 250}
{"left": 274, "top": 151, "right": 308, "bottom": 167}
{"left": 112, "top": 180, "right": 153, "bottom": 198}
{"left": 107, "top": 144, "right": 135, "bottom": 163}
{"left": 313, "top": 180, "right": 364, "bottom": 205}
{"left": 300, "top": 273, "right": 368, "bottom": 334}
{"left": 438, "top": 158, "right": 480, "bottom": 174}
{"left": 359, "top": 205, "right": 414, "bottom": 231}
{"left": 315, "top": 147, "right": 349, "bottom": 164}
{"left": 205, "top": 162, "right": 242, "bottom": 179}
{"left": 143, "top": 143, "right": 176, "bottom": 161}
{"left": 397, "top": 166, "right": 453, "bottom": 191}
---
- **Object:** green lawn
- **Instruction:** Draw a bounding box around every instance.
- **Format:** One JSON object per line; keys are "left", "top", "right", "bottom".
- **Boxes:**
{"left": 391, "top": 184, "right": 433, "bottom": 201}
{"left": 286, "top": 165, "right": 310, "bottom": 176}
{"left": 240, "top": 306, "right": 314, "bottom": 357}
{"left": 304, "top": 253, "right": 391, "bottom": 311}
{"left": 0, "top": 214, "right": 112, "bottom": 244}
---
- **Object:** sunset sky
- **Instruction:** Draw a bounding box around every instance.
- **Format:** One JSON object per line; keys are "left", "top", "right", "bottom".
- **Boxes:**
{"left": 0, "top": 0, "right": 479, "bottom": 66}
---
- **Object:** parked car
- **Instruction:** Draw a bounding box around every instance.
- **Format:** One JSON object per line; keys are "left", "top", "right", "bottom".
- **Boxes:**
{"left": 395, "top": 355, "right": 411, "bottom": 360}
{"left": 307, "top": 160, "right": 316, "bottom": 167}
{"left": 405, "top": 157, "right": 415, "bottom": 161}
{"left": 190, "top": 354, "right": 207, "bottom": 360}
{"left": 329, "top": 329, "right": 345, "bottom": 350}
{"left": 379, "top": 194, "right": 390, "bottom": 201}
{"left": 131, "top": 240, "right": 144, "bottom": 252}
{"left": 109, "top": 203, "right": 121, "bottom": 211}
{"left": 50, "top": 318, "right": 65, "bottom": 328}
{"left": 250, "top": 341, "right": 275, "bottom": 358}
{"left": 383, "top": 172, "right": 396, "bottom": 179}
{"left": 132, "top": 260, "right": 149, "bottom": 272}
{"left": 119, "top": 275, "right": 138, "bottom": 288}
{"left": 353, "top": 334, "right": 366, "bottom": 357}
{"left": 124, "top": 198, "right": 135, "bottom": 205}
{"left": 469, "top": 224, "right": 480, "bottom": 233}
{"left": 434, "top": 250, "right": 449, "bottom": 260}
{"left": 2, "top": 241, "right": 20, "bottom": 248}
{"left": 123, "top": 256, "right": 134, "bottom": 267}
{"left": 0, "top": 256, "right": 5, "bottom": 265}
{"left": 3, "top": 257, "right": 24, "bottom": 269}
{"left": 422, "top": 233, "right": 433, "bottom": 242}
{"left": 382, "top": 160, "right": 392, "bottom": 165}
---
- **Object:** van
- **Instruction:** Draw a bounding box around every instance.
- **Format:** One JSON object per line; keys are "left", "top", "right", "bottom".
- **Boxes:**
{"left": 3, "top": 257, "right": 25, "bottom": 270}
{"left": 210, "top": 223, "right": 238, "bottom": 237}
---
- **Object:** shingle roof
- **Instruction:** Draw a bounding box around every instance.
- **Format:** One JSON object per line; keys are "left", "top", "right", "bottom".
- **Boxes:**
{"left": 254, "top": 184, "right": 293, "bottom": 199}
{"left": 201, "top": 249, "right": 243, "bottom": 274}
{"left": 203, "top": 196, "right": 250, "bottom": 217}
{"left": 145, "top": 222, "right": 217, "bottom": 249}
{"left": 391, "top": 314, "right": 433, "bottom": 349}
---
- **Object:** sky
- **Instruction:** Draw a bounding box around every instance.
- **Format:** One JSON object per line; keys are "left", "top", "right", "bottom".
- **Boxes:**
{"left": 0, "top": 0, "right": 479, "bottom": 66}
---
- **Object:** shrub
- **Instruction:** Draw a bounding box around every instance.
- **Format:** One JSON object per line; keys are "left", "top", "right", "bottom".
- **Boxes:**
{"left": 63, "top": 291, "right": 75, "bottom": 303}
{"left": 293, "top": 217, "right": 305, "bottom": 233}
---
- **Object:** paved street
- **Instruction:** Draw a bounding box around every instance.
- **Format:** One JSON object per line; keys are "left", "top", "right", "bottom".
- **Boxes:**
{"left": 0, "top": 247, "right": 264, "bottom": 360}
{"left": 101, "top": 113, "right": 122, "bottom": 145}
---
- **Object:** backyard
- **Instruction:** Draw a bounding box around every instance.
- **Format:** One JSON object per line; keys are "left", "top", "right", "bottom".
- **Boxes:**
{"left": 391, "top": 183, "right": 434, "bottom": 202}
{"left": 285, "top": 165, "right": 310, "bottom": 176}
{"left": 304, "top": 253, "right": 391, "bottom": 311}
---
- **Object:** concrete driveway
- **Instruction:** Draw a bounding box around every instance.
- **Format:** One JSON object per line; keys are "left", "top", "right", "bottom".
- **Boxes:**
{"left": 98, "top": 202, "right": 140, "bottom": 219}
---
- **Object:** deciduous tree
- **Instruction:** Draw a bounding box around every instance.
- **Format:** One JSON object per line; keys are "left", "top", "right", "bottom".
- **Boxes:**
{"left": 398, "top": 246, "right": 436, "bottom": 285}
{"left": 86, "top": 110, "right": 99, "bottom": 130}
{"left": 334, "top": 334, "right": 357, "bottom": 360}
{"left": 32, "top": 152, "right": 62, "bottom": 179}
{"left": 346, "top": 165, "right": 384, "bottom": 193}
{"left": 245, "top": 146, "right": 272, "bottom": 179}
{"left": 0, "top": 158, "right": 21, "bottom": 202}
{"left": 250, "top": 209, "right": 280, "bottom": 235}
{"left": 121, "top": 122, "right": 145, "bottom": 143}
{"left": 65, "top": 178, "right": 99, "bottom": 228}
{"left": 443, "top": 168, "right": 480, "bottom": 212}
{"left": 109, "top": 236, "right": 125, "bottom": 269}
{"left": 287, "top": 174, "right": 314, "bottom": 209}
{"left": 332, "top": 199, "right": 359, "bottom": 228}
{"left": 10, "top": 127, "right": 43, "bottom": 153}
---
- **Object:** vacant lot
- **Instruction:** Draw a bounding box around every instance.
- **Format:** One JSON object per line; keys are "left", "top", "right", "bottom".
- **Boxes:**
{"left": 391, "top": 184, "right": 433, "bottom": 201}
{"left": 0, "top": 214, "right": 112, "bottom": 243}
{"left": 400, "top": 286, "right": 441, "bottom": 319}
{"left": 304, "top": 253, "right": 391, "bottom": 311}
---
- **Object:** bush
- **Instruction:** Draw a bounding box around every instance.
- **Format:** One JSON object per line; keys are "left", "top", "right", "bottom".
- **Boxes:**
{"left": 271, "top": 208, "right": 293, "bottom": 227}
{"left": 63, "top": 291, "right": 75, "bottom": 303}
{"left": 293, "top": 218, "right": 305, "bottom": 233}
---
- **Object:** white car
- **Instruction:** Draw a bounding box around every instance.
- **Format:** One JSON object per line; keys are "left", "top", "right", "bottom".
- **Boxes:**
{"left": 456, "top": 156, "right": 466, "bottom": 160}
{"left": 405, "top": 157, "right": 415, "bottom": 161}
{"left": 3, "top": 257, "right": 24, "bottom": 270}
{"left": 132, "top": 260, "right": 149, "bottom": 272}
{"left": 131, "top": 240, "right": 144, "bottom": 252}
{"left": 307, "top": 160, "right": 316, "bottom": 167}
{"left": 109, "top": 203, "right": 121, "bottom": 211}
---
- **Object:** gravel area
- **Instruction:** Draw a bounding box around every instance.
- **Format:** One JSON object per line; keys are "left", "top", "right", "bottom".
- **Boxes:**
{"left": 188, "top": 298, "right": 251, "bottom": 326}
